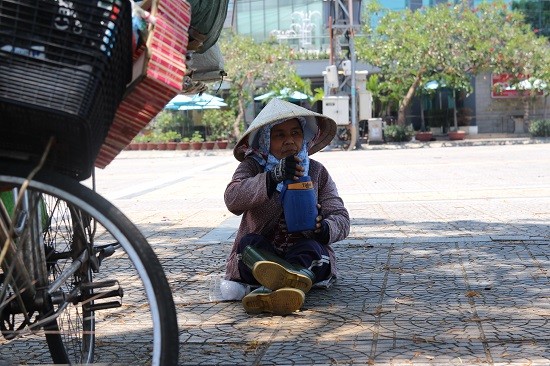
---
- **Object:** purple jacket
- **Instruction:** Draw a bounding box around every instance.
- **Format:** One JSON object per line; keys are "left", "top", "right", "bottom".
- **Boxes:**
{"left": 224, "top": 157, "right": 350, "bottom": 280}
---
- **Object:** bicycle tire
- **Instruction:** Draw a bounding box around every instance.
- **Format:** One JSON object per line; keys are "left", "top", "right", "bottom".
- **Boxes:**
{"left": 0, "top": 161, "right": 179, "bottom": 365}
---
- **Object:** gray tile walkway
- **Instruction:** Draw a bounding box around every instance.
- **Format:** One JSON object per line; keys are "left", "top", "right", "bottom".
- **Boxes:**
{"left": 1, "top": 138, "right": 549, "bottom": 365}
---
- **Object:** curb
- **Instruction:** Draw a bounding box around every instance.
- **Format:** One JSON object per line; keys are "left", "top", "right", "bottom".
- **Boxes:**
{"left": 358, "top": 136, "right": 550, "bottom": 150}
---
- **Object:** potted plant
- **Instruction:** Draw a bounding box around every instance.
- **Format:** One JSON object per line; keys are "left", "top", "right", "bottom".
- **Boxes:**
{"left": 132, "top": 134, "right": 150, "bottom": 150}
{"left": 145, "top": 132, "right": 159, "bottom": 150}
{"left": 448, "top": 112, "right": 466, "bottom": 140}
{"left": 447, "top": 91, "right": 467, "bottom": 141}
{"left": 201, "top": 109, "right": 233, "bottom": 148}
{"left": 203, "top": 131, "right": 216, "bottom": 150}
{"left": 448, "top": 129, "right": 466, "bottom": 140}
{"left": 190, "top": 131, "right": 204, "bottom": 150}
{"left": 179, "top": 137, "right": 190, "bottom": 150}
{"left": 203, "top": 140, "right": 216, "bottom": 150}
{"left": 414, "top": 127, "right": 433, "bottom": 142}
{"left": 152, "top": 132, "right": 168, "bottom": 150}
{"left": 163, "top": 131, "right": 182, "bottom": 150}
{"left": 216, "top": 137, "right": 229, "bottom": 149}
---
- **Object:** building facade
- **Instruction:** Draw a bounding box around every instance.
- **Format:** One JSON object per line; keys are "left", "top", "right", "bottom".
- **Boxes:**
{"left": 229, "top": 0, "right": 548, "bottom": 134}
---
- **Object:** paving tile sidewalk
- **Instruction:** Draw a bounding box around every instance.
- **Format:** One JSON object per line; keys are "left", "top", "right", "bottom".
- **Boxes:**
{"left": 0, "top": 139, "right": 548, "bottom": 365}
{"left": 166, "top": 140, "right": 549, "bottom": 365}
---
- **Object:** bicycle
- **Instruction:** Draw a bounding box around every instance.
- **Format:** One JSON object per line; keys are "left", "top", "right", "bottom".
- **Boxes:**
{"left": 0, "top": 0, "right": 179, "bottom": 364}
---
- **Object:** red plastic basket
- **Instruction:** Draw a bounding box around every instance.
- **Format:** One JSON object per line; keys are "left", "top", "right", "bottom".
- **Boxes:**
{"left": 94, "top": 0, "right": 191, "bottom": 169}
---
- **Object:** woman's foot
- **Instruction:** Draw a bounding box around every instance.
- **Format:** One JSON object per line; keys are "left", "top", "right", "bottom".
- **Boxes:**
{"left": 241, "top": 287, "right": 305, "bottom": 315}
{"left": 252, "top": 261, "right": 313, "bottom": 293}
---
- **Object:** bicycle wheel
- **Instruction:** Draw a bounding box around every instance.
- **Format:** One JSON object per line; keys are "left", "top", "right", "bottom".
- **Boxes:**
{"left": 0, "top": 161, "right": 179, "bottom": 365}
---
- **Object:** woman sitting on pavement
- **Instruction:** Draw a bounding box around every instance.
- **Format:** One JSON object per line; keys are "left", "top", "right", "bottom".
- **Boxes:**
{"left": 224, "top": 98, "right": 350, "bottom": 315}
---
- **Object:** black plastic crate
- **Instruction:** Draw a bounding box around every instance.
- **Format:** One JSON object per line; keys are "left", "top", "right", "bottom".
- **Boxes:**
{"left": 0, "top": 0, "right": 132, "bottom": 180}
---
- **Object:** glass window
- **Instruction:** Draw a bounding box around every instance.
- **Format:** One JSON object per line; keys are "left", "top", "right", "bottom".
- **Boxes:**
{"left": 236, "top": 1, "right": 251, "bottom": 34}
{"left": 236, "top": 0, "right": 323, "bottom": 50}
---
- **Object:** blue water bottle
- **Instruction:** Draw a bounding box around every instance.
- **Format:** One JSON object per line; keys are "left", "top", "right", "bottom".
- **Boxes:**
{"left": 280, "top": 176, "right": 317, "bottom": 233}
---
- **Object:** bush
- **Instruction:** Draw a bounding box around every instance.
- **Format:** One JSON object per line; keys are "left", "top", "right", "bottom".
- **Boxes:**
{"left": 132, "top": 134, "right": 150, "bottom": 143}
{"left": 383, "top": 125, "right": 413, "bottom": 142}
{"left": 190, "top": 131, "right": 204, "bottom": 143}
{"left": 163, "top": 130, "right": 182, "bottom": 142}
{"left": 201, "top": 109, "right": 235, "bottom": 140}
{"left": 529, "top": 119, "right": 550, "bottom": 137}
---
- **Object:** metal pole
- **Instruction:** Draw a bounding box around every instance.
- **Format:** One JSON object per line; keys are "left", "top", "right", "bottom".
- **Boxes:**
{"left": 329, "top": 15, "right": 334, "bottom": 66}
{"left": 348, "top": 0, "right": 358, "bottom": 150}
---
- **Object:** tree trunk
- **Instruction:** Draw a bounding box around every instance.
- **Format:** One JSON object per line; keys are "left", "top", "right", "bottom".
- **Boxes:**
{"left": 420, "top": 100, "right": 425, "bottom": 131}
{"left": 397, "top": 74, "right": 423, "bottom": 126}
{"left": 234, "top": 97, "right": 246, "bottom": 138}
{"left": 453, "top": 89, "right": 458, "bottom": 131}
{"left": 544, "top": 95, "right": 548, "bottom": 119}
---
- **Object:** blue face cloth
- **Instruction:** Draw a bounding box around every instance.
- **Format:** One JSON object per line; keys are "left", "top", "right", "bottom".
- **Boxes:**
{"left": 245, "top": 117, "right": 314, "bottom": 192}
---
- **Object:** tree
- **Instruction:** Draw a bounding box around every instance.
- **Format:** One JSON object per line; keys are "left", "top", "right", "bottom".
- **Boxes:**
{"left": 357, "top": 1, "right": 479, "bottom": 125}
{"left": 364, "top": 74, "right": 401, "bottom": 119}
{"left": 149, "top": 110, "right": 192, "bottom": 138}
{"left": 201, "top": 109, "right": 235, "bottom": 141}
{"left": 218, "top": 32, "right": 311, "bottom": 138}
{"left": 488, "top": 4, "right": 550, "bottom": 121}
{"left": 356, "top": 0, "right": 549, "bottom": 126}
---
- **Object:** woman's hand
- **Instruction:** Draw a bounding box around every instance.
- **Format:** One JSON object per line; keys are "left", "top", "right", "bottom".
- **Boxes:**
{"left": 270, "top": 155, "right": 304, "bottom": 182}
{"left": 313, "top": 204, "right": 330, "bottom": 244}
{"left": 314, "top": 204, "right": 323, "bottom": 234}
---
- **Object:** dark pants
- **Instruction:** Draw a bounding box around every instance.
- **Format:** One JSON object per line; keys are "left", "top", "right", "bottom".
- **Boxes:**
{"left": 237, "top": 233, "right": 331, "bottom": 286}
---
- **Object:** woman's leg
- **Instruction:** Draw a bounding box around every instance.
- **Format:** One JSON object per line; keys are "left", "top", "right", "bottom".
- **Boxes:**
{"left": 284, "top": 239, "right": 332, "bottom": 283}
{"left": 236, "top": 233, "right": 276, "bottom": 285}
{"left": 238, "top": 234, "right": 306, "bottom": 315}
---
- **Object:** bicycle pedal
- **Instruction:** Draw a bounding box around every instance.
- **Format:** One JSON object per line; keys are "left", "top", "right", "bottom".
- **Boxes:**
{"left": 80, "top": 280, "right": 118, "bottom": 290}
{"left": 1, "top": 329, "right": 18, "bottom": 341}
{"left": 83, "top": 301, "right": 122, "bottom": 312}
{"left": 81, "top": 283, "right": 124, "bottom": 312}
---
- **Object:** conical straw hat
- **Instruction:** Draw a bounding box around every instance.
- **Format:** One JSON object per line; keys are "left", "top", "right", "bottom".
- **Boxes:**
{"left": 233, "top": 98, "right": 337, "bottom": 161}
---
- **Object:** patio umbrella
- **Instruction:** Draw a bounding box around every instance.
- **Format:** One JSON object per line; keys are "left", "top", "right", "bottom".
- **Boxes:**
{"left": 254, "top": 87, "right": 311, "bottom": 102}
{"left": 424, "top": 80, "right": 442, "bottom": 90}
{"left": 164, "top": 92, "right": 227, "bottom": 110}
{"left": 424, "top": 80, "right": 447, "bottom": 108}
{"left": 177, "top": 104, "right": 223, "bottom": 110}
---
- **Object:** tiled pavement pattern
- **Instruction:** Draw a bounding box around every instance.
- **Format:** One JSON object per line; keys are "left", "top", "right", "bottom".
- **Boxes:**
{"left": 1, "top": 138, "right": 549, "bottom": 365}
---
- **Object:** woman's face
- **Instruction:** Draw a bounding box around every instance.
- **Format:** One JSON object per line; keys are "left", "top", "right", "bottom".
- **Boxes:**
{"left": 269, "top": 118, "right": 304, "bottom": 159}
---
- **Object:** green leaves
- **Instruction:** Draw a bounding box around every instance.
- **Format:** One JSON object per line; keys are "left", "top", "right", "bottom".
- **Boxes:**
{"left": 218, "top": 31, "right": 308, "bottom": 138}
{"left": 201, "top": 109, "right": 235, "bottom": 140}
{"left": 357, "top": 0, "right": 550, "bottom": 124}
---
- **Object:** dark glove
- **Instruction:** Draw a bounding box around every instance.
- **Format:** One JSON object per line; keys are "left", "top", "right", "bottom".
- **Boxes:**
{"left": 270, "top": 155, "right": 301, "bottom": 183}
{"left": 314, "top": 204, "right": 330, "bottom": 245}
{"left": 314, "top": 220, "right": 330, "bottom": 245}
